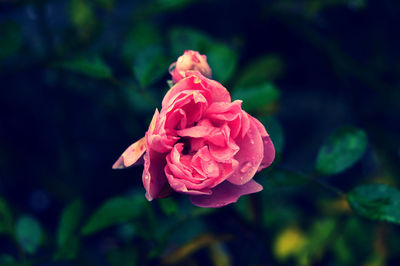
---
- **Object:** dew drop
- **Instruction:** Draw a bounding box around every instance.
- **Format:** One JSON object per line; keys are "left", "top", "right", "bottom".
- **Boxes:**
{"left": 250, "top": 138, "right": 255, "bottom": 145}
{"left": 240, "top": 161, "right": 252, "bottom": 173}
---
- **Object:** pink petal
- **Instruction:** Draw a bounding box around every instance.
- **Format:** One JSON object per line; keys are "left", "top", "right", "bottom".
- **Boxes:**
{"left": 249, "top": 116, "right": 276, "bottom": 171}
{"left": 189, "top": 179, "right": 263, "bottom": 208}
{"left": 177, "top": 125, "right": 214, "bottom": 138}
{"left": 142, "top": 140, "right": 170, "bottom": 201}
{"left": 112, "top": 137, "right": 146, "bottom": 169}
{"left": 227, "top": 114, "right": 264, "bottom": 185}
{"left": 162, "top": 72, "right": 230, "bottom": 108}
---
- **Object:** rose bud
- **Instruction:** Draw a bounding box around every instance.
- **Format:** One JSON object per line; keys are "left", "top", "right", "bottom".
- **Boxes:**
{"left": 169, "top": 50, "right": 212, "bottom": 83}
{"left": 113, "top": 53, "right": 275, "bottom": 208}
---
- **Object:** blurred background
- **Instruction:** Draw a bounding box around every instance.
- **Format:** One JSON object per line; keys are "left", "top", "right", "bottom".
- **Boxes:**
{"left": 1, "top": 0, "right": 400, "bottom": 265}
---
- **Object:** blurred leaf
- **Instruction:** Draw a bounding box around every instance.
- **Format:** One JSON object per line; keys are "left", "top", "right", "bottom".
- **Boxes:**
{"left": 158, "top": 197, "right": 179, "bottom": 216}
{"left": 123, "top": 85, "right": 157, "bottom": 113}
{"left": 315, "top": 126, "right": 367, "bottom": 175}
{"left": 0, "top": 21, "right": 23, "bottom": 63}
{"left": 133, "top": 45, "right": 169, "bottom": 87}
{"left": 236, "top": 54, "right": 285, "bottom": 87}
{"left": 96, "top": 0, "right": 115, "bottom": 10}
{"left": 232, "top": 83, "right": 280, "bottom": 113}
{"left": 347, "top": 183, "right": 400, "bottom": 224}
{"left": 169, "top": 27, "right": 213, "bottom": 58}
{"left": 54, "top": 56, "right": 112, "bottom": 79}
{"left": 0, "top": 254, "right": 15, "bottom": 264}
{"left": 262, "top": 169, "right": 309, "bottom": 188}
{"left": 273, "top": 227, "right": 307, "bottom": 261}
{"left": 0, "top": 198, "right": 13, "bottom": 235}
{"left": 301, "top": 218, "right": 337, "bottom": 264}
{"left": 209, "top": 243, "right": 231, "bottom": 266}
{"left": 332, "top": 236, "right": 353, "bottom": 265}
{"left": 122, "top": 24, "right": 162, "bottom": 65}
{"left": 81, "top": 194, "right": 146, "bottom": 235}
{"left": 69, "top": 0, "right": 96, "bottom": 38}
{"left": 258, "top": 116, "right": 285, "bottom": 154}
{"left": 154, "top": 0, "right": 195, "bottom": 12}
{"left": 107, "top": 247, "right": 136, "bottom": 266}
{"left": 16, "top": 216, "right": 42, "bottom": 255}
{"left": 57, "top": 199, "right": 83, "bottom": 247}
{"left": 163, "top": 234, "right": 229, "bottom": 264}
{"left": 207, "top": 43, "right": 238, "bottom": 83}
{"left": 53, "top": 237, "right": 80, "bottom": 261}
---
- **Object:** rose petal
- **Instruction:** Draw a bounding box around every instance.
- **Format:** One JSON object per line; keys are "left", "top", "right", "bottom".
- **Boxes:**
{"left": 112, "top": 137, "right": 146, "bottom": 169}
{"left": 227, "top": 114, "right": 264, "bottom": 185}
{"left": 163, "top": 72, "right": 230, "bottom": 108}
{"left": 142, "top": 140, "right": 170, "bottom": 201}
{"left": 177, "top": 125, "right": 214, "bottom": 138}
{"left": 189, "top": 179, "right": 263, "bottom": 208}
{"left": 249, "top": 116, "right": 275, "bottom": 171}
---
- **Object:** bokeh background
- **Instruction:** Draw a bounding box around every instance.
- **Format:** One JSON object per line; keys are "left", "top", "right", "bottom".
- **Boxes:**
{"left": 1, "top": 0, "right": 400, "bottom": 265}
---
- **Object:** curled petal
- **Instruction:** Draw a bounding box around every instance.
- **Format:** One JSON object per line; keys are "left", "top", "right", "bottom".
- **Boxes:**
{"left": 112, "top": 137, "right": 146, "bottom": 169}
{"left": 143, "top": 139, "right": 170, "bottom": 201}
{"left": 227, "top": 113, "right": 264, "bottom": 185}
{"left": 249, "top": 116, "right": 275, "bottom": 171}
{"left": 190, "top": 180, "right": 263, "bottom": 208}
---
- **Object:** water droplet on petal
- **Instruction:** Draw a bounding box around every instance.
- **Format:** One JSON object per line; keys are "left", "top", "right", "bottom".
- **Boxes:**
{"left": 240, "top": 161, "right": 252, "bottom": 173}
{"left": 250, "top": 138, "right": 255, "bottom": 145}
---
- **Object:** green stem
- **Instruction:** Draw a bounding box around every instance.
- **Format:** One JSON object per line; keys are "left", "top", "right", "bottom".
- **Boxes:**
{"left": 311, "top": 177, "right": 346, "bottom": 197}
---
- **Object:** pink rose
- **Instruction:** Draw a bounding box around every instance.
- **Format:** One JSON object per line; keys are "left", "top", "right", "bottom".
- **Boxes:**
{"left": 113, "top": 56, "right": 275, "bottom": 208}
{"left": 169, "top": 50, "right": 212, "bottom": 83}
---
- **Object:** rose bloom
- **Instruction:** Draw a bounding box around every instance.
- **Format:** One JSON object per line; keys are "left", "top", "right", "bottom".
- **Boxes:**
{"left": 113, "top": 52, "right": 275, "bottom": 208}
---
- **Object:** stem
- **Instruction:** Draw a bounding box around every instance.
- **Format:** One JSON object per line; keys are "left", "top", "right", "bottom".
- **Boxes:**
{"left": 311, "top": 178, "right": 346, "bottom": 197}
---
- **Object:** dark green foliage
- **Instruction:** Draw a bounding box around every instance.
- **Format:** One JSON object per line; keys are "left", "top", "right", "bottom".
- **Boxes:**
{"left": 81, "top": 195, "right": 146, "bottom": 236}
{"left": 54, "top": 56, "right": 112, "bottom": 79}
{"left": 15, "top": 216, "right": 42, "bottom": 255}
{"left": 316, "top": 126, "right": 368, "bottom": 175}
{"left": 348, "top": 184, "right": 400, "bottom": 224}
{"left": 232, "top": 83, "right": 280, "bottom": 112}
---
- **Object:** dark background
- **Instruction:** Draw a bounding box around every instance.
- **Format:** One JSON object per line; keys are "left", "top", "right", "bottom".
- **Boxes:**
{"left": 0, "top": 0, "right": 400, "bottom": 265}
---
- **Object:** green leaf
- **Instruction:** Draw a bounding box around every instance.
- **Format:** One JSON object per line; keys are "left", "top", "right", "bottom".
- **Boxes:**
{"left": 236, "top": 54, "right": 285, "bottom": 87}
{"left": 158, "top": 198, "right": 178, "bottom": 216}
{"left": 54, "top": 56, "right": 112, "bottom": 79}
{"left": 207, "top": 43, "right": 238, "bottom": 83}
{"left": 133, "top": 45, "right": 169, "bottom": 87}
{"left": 0, "top": 198, "right": 13, "bottom": 235}
{"left": 232, "top": 82, "right": 280, "bottom": 112}
{"left": 347, "top": 183, "right": 400, "bottom": 224}
{"left": 81, "top": 195, "right": 146, "bottom": 235}
{"left": 315, "top": 126, "right": 367, "bottom": 175}
{"left": 53, "top": 237, "right": 80, "bottom": 261}
{"left": 57, "top": 199, "right": 84, "bottom": 247}
{"left": 301, "top": 218, "right": 336, "bottom": 261}
{"left": 69, "top": 0, "right": 96, "bottom": 37}
{"left": 16, "top": 216, "right": 42, "bottom": 255}
{"left": 122, "top": 24, "right": 162, "bottom": 65}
